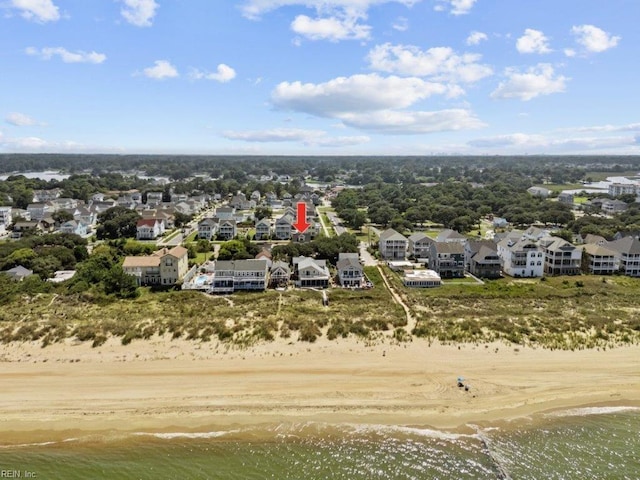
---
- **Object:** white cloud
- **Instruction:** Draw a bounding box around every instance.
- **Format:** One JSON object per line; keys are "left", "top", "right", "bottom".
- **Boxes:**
{"left": 466, "top": 31, "right": 487, "bottom": 46}
{"left": 339, "top": 109, "right": 485, "bottom": 133}
{"left": 271, "top": 73, "right": 483, "bottom": 134}
{"left": 571, "top": 24, "right": 620, "bottom": 53}
{"left": 392, "top": 16, "right": 408, "bottom": 31}
{"left": 10, "top": 0, "right": 59, "bottom": 22}
{"left": 564, "top": 48, "right": 576, "bottom": 58}
{"left": 435, "top": 0, "right": 477, "bottom": 15}
{"left": 491, "top": 64, "right": 568, "bottom": 101}
{"left": 142, "top": 60, "right": 179, "bottom": 79}
{"left": 516, "top": 29, "right": 552, "bottom": 54}
{"left": 240, "top": 0, "right": 421, "bottom": 20}
{"left": 5, "top": 112, "right": 41, "bottom": 127}
{"left": 367, "top": 43, "right": 493, "bottom": 83}
{"left": 26, "top": 46, "right": 106, "bottom": 64}
{"left": 190, "top": 64, "right": 237, "bottom": 83}
{"left": 291, "top": 14, "right": 371, "bottom": 41}
{"left": 222, "top": 128, "right": 370, "bottom": 147}
{"left": 272, "top": 73, "right": 459, "bottom": 116}
{"left": 119, "top": 0, "right": 158, "bottom": 27}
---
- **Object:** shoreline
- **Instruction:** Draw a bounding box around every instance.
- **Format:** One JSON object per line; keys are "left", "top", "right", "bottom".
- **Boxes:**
{"left": 1, "top": 337, "right": 639, "bottom": 444}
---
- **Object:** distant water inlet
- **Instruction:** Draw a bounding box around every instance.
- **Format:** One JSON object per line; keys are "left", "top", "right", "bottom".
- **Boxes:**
{"left": 0, "top": 410, "right": 638, "bottom": 479}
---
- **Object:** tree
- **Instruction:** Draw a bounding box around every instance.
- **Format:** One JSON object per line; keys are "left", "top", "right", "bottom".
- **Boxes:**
{"left": 340, "top": 209, "right": 367, "bottom": 230}
{"left": 254, "top": 206, "right": 272, "bottom": 220}
{"left": 52, "top": 210, "right": 74, "bottom": 225}
{"left": 174, "top": 212, "right": 193, "bottom": 228}
{"left": 96, "top": 206, "right": 141, "bottom": 239}
{"left": 103, "top": 265, "right": 139, "bottom": 299}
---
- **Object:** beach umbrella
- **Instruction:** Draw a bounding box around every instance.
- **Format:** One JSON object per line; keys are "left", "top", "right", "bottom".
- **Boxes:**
{"left": 457, "top": 376, "right": 465, "bottom": 383}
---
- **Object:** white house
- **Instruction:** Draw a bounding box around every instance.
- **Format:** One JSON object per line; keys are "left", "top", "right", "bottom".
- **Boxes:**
{"left": 293, "top": 256, "right": 330, "bottom": 288}
{"left": 136, "top": 219, "right": 164, "bottom": 240}
{"left": 336, "top": 253, "right": 364, "bottom": 287}
{"left": 497, "top": 237, "right": 544, "bottom": 278}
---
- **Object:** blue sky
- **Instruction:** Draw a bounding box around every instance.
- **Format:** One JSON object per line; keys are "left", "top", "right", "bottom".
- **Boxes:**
{"left": 1, "top": 0, "right": 638, "bottom": 155}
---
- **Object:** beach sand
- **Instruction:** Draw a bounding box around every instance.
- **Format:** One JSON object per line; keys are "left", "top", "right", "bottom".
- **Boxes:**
{"left": 1, "top": 336, "right": 639, "bottom": 442}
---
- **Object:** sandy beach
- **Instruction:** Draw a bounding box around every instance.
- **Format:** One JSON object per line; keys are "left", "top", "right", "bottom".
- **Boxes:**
{"left": 1, "top": 336, "right": 639, "bottom": 443}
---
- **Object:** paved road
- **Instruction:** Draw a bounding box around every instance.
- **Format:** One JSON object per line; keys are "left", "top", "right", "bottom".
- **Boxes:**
{"left": 326, "top": 211, "right": 347, "bottom": 236}
{"left": 359, "top": 241, "right": 378, "bottom": 266}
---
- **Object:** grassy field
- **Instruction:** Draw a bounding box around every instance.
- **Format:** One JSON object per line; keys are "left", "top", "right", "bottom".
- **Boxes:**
{"left": 2, "top": 268, "right": 639, "bottom": 351}
{"left": 0, "top": 266, "right": 405, "bottom": 348}
{"left": 382, "top": 267, "right": 640, "bottom": 350}
{"left": 534, "top": 183, "right": 586, "bottom": 193}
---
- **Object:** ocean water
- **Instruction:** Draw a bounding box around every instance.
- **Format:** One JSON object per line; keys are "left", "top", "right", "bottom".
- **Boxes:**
{"left": 0, "top": 408, "right": 638, "bottom": 479}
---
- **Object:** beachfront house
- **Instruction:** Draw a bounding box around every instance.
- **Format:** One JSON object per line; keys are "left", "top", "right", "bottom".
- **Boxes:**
{"left": 540, "top": 237, "right": 581, "bottom": 276}
{"left": 403, "top": 269, "right": 441, "bottom": 288}
{"left": 579, "top": 244, "right": 618, "bottom": 275}
{"left": 122, "top": 245, "right": 189, "bottom": 286}
{"left": 336, "top": 253, "right": 364, "bottom": 287}
{"left": 465, "top": 240, "right": 501, "bottom": 279}
{"left": 497, "top": 237, "right": 544, "bottom": 278}
{"left": 408, "top": 232, "right": 432, "bottom": 260}
{"left": 429, "top": 241, "right": 465, "bottom": 278}
{"left": 293, "top": 256, "right": 330, "bottom": 288}
{"left": 606, "top": 236, "right": 640, "bottom": 277}
{"left": 209, "top": 259, "right": 269, "bottom": 292}
{"left": 378, "top": 229, "right": 408, "bottom": 260}
{"left": 269, "top": 261, "right": 291, "bottom": 288}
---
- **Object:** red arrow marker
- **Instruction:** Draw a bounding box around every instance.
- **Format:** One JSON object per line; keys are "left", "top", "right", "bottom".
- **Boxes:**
{"left": 293, "top": 201, "right": 311, "bottom": 234}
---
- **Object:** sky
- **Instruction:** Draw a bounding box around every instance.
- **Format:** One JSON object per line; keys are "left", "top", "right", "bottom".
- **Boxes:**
{"left": 1, "top": 0, "right": 639, "bottom": 156}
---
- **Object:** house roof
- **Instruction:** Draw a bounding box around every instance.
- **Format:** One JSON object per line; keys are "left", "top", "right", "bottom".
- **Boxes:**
{"left": 156, "top": 245, "right": 188, "bottom": 259}
{"left": 466, "top": 239, "right": 497, "bottom": 255}
{"left": 295, "top": 257, "right": 328, "bottom": 274}
{"left": 580, "top": 244, "right": 617, "bottom": 257}
{"left": 435, "top": 229, "right": 466, "bottom": 242}
{"left": 433, "top": 241, "right": 465, "bottom": 254}
{"left": 474, "top": 245, "right": 500, "bottom": 262}
{"left": 379, "top": 228, "right": 407, "bottom": 242}
{"left": 337, "top": 256, "right": 362, "bottom": 270}
{"left": 123, "top": 256, "right": 161, "bottom": 268}
{"left": 606, "top": 237, "right": 640, "bottom": 255}
{"left": 270, "top": 261, "right": 291, "bottom": 274}
{"left": 583, "top": 234, "right": 607, "bottom": 245}
{"left": 234, "top": 259, "right": 268, "bottom": 271}
{"left": 137, "top": 218, "right": 160, "bottom": 228}
{"left": 3, "top": 265, "right": 33, "bottom": 278}
{"left": 408, "top": 232, "right": 430, "bottom": 242}
{"left": 540, "top": 236, "right": 576, "bottom": 251}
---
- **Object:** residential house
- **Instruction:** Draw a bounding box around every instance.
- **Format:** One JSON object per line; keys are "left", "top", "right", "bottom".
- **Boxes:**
{"left": 583, "top": 234, "right": 607, "bottom": 246}
{"left": 11, "top": 221, "right": 42, "bottom": 238}
{"left": 403, "top": 269, "right": 441, "bottom": 288}
{"left": 269, "top": 261, "right": 291, "bottom": 288}
{"left": 255, "top": 218, "right": 272, "bottom": 240}
{"left": 1, "top": 265, "right": 33, "bottom": 281}
{"left": 429, "top": 241, "right": 465, "bottom": 278}
{"left": 579, "top": 244, "right": 618, "bottom": 275}
{"left": 522, "top": 226, "right": 549, "bottom": 241}
{"left": 145, "top": 191, "right": 163, "bottom": 206}
{"left": 408, "top": 232, "right": 432, "bottom": 259}
{"left": 136, "top": 219, "right": 164, "bottom": 240}
{"left": 250, "top": 190, "right": 261, "bottom": 203}
{"left": 540, "top": 237, "right": 581, "bottom": 276}
{"left": 229, "top": 193, "right": 255, "bottom": 210}
{"left": 10, "top": 208, "right": 30, "bottom": 221}
{"left": 0, "top": 206, "right": 12, "bottom": 226}
{"left": 215, "top": 206, "right": 236, "bottom": 221}
{"left": 608, "top": 182, "right": 638, "bottom": 197}
{"left": 217, "top": 219, "right": 237, "bottom": 240}
{"left": 378, "top": 229, "right": 408, "bottom": 260}
{"left": 435, "top": 229, "right": 467, "bottom": 244}
{"left": 59, "top": 220, "right": 88, "bottom": 237}
{"left": 40, "top": 217, "right": 56, "bottom": 233}
{"left": 336, "top": 253, "right": 364, "bottom": 287}
{"left": 527, "top": 186, "right": 551, "bottom": 197}
{"left": 465, "top": 240, "right": 501, "bottom": 279}
{"left": 198, "top": 217, "right": 218, "bottom": 240}
{"left": 27, "top": 202, "right": 54, "bottom": 221}
{"left": 232, "top": 259, "right": 269, "bottom": 290}
{"left": 51, "top": 198, "right": 78, "bottom": 210}
{"left": 606, "top": 237, "right": 640, "bottom": 277}
{"left": 122, "top": 245, "right": 189, "bottom": 286}
{"left": 558, "top": 192, "right": 574, "bottom": 205}
{"left": 497, "top": 237, "right": 544, "bottom": 278}
{"left": 293, "top": 256, "right": 330, "bottom": 288}
{"left": 209, "top": 259, "right": 269, "bottom": 292}
{"left": 32, "top": 189, "right": 62, "bottom": 202}
{"left": 601, "top": 199, "right": 628, "bottom": 215}
{"left": 275, "top": 214, "right": 294, "bottom": 240}
{"left": 170, "top": 192, "right": 189, "bottom": 203}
